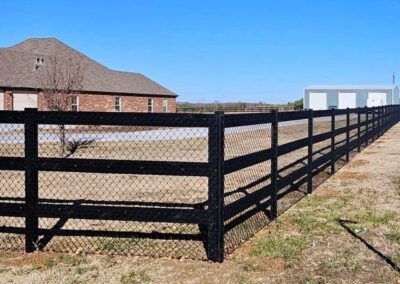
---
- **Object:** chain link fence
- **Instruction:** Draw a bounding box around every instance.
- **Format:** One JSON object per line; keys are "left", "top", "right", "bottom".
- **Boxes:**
{"left": 0, "top": 106, "right": 399, "bottom": 261}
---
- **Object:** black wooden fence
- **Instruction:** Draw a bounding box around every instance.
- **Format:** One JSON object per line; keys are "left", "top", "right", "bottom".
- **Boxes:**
{"left": 0, "top": 105, "right": 398, "bottom": 262}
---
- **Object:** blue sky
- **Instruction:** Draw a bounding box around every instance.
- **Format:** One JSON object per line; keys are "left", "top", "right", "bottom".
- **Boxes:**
{"left": 1, "top": 0, "right": 400, "bottom": 103}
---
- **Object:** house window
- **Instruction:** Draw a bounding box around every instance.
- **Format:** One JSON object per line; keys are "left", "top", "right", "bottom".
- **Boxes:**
{"left": 33, "top": 57, "right": 44, "bottom": 71}
{"left": 162, "top": 98, "right": 168, "bottom": 113}
{"left": 35, "top": 57, "right": 44, "bottom": 65}
{"left": 115, "top": 97, "right": 121, "bottom": 112}
{"left": 147, "top": 98, "right": 153, "bottom": 112}
{"left": 70, "top": 96, "right": 79, "bottom": 111}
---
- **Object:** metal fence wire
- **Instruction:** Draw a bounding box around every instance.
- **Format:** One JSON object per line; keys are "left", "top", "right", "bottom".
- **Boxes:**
{"left": 0, "top": 106, "right": 399, "bottom": 262}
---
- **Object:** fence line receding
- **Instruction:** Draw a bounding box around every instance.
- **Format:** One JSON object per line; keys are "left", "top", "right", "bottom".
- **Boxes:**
{"left": 0, "top": 105, "right": 399, "bottom": 262}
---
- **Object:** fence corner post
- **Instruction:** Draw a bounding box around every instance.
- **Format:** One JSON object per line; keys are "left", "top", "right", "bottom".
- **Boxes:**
{"left": 271, "top": 110, "right": 278, "bottom": 218}
{"left": 207, "top": 111, "right": 224, "bottom": 262}
{"left": 307, "top": 109, "right": 313, "bottom": 194}
{"left": 24, "top": 108, "right": 39, "bottom": 253}
{"left": 330, "top": 108, "right": 335, "bottom": 174}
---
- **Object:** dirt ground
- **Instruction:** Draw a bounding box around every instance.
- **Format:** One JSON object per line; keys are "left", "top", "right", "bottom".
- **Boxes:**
{"left": 0, "top": 122, "right": 398, "bottom": 283}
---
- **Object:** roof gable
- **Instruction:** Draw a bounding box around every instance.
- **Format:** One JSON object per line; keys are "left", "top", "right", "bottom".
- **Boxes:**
{"left": 0, "top": 38, "right": 177, "bottom": 97}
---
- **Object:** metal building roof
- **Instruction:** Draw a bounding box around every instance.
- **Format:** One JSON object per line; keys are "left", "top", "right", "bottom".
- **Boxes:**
{"left": 305, "top": 85, "right": 397, "bottom": 91}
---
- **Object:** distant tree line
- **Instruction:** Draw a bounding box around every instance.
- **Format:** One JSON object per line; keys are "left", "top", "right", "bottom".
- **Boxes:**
{"left": 287, "top": 98, "right": 303, "bottom": 110}
{"left": 177, "top": 99, "right": 303, "bottom": 113}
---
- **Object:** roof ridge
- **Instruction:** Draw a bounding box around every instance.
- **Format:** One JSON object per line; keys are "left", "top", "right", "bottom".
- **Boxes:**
{"left": 7, "top": 37, "right": 111, "bottom": 71}
{"left": 110, "top": 70, "right": 142, "bottom": 75}
{"left": 0, "top": 38, "right": 177, "bottom": 97}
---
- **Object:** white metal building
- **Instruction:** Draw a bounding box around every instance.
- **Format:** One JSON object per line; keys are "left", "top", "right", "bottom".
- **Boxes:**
{"left": 303, "top": 85, "right": 399, "bottom": 110}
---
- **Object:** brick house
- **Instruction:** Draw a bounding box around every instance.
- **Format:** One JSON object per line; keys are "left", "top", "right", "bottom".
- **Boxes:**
{"left": 0, "top": 38, "right": 177, "bottom": 112}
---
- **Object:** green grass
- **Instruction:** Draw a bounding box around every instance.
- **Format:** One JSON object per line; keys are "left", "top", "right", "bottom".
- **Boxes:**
{"left": 120, "top": 271, "right": 151, "bottom": 284}
{"left": 319, "top": 250, "right": 362, "bottom": 273}
{"left": 385, "top": 231, "right": 400, "bottom": 243}
{"left": 289, "top": 195, "right": 344, "bottom": 236}
{"left": 392, "top": 252, "right": 400, "bottom": 263}
{"left": 120, "top": 272, "right": 137, "bottom": 284}
{"left": 12, "top": 267, "right": 36, "bottom": 276}
{"left": 251, "top": 235, "right": 309, "bottom": 261}
{"left": 354, "top": 208, "right": 396, "bottom": 227}
{"left": 43, "top": 258, "right": 56, "bottom": 269}
{"left": 98, "top": 238, "right": 158, "bottom": 254}
{"left": 58, "top": 254, "right": 86, "bottom": 267}
{"left": 298, "top": 277, "right": 325, "bottom": 284}
{"left": 75, "top": 265, "right": 98, "bottom": 275}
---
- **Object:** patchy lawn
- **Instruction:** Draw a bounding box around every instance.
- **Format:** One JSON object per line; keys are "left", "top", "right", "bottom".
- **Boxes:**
{"left": 0, "top": 124, "right": 400, "bottom": 283}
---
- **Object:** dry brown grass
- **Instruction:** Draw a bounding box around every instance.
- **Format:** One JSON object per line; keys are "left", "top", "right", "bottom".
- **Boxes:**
{"left": 335, "top": 171, "right": 368, "bottom": 181}
{"left": 350, "top": 159, "right": 370, "bottom": 168}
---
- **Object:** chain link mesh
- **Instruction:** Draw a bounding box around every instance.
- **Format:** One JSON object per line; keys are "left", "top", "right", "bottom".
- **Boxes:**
{"left": 0, "top": 123, "right": 25, "bottom": 251}
{"left": 277, "top": 120, "right": 308, "bottom": 213}
{"left": 35, "top": 122, "right": 210, "bottom": 259}
{"left": 0, "top": 108, "right": 396, "bottom": 260}
{"left": 224, "top": 123, "right": 271, "bottom": 254}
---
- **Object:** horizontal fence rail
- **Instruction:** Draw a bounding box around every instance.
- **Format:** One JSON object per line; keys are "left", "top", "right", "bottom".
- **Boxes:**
{"left": 0, "top": 105, "right": 399, "bottom": 262}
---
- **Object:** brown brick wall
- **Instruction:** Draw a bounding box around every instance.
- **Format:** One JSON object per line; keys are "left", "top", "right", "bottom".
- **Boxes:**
{"left": 75, "top": 94, "right": 176, "bottom": 113}
{"left": 2, "top": 89, "right": 176, "bottom": 113}
{"left": 3, "top": 90, "right": 13, "bottom": 110}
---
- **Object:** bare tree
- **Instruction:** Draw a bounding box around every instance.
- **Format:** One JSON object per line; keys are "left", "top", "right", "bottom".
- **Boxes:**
{"left": 36, "top": 55, "right": 87, "bottom": 157}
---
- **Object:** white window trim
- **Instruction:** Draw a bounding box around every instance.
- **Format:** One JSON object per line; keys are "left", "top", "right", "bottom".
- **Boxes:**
{"left": 162, "top": 98, "right": 168, "bottom": 113}
{"left": 148, "top": 98, "right": 154, "bottom": 113}
{"left": 71, "top": 96, "right": 79, "bottom": 112}
{"left": 115, "top": 97, "right": 122, "bottom": 112}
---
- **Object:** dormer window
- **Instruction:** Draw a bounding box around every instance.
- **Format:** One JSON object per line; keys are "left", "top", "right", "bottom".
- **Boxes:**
{"left": 34, "top": 57, "right": 45, "bottom": 65}
{"left": 33, "top": 57, "right": 45, "bottom": 71}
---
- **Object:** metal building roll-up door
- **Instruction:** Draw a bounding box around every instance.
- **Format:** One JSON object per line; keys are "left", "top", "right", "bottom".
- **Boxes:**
{"left": 13, "top": 91, "right": 38, "bottom": 110}
{"left": 309, "top": 92, "right": 327, "bottom": 110}
{"left": 367, "top": 92, "right": 386, "bottom": 107}
{"left": 338, "top": 92, "right": 356, "bottom": 109}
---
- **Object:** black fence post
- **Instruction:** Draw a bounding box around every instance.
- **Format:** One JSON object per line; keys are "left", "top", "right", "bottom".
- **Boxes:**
{"left": 271, "top": 110, "right": 278, "bottom": 219}
{"left": 387, "top": 106, "right": 390, "bottom": 129}
{"left": 382, "top": 106, "right": 385, "bottom": 131}
{"left": 346, "top": 108, "right": 350, "bottom": 162}
{"left": 372, "top": 106, "right": 376, "bottom": 141}
{"left": 357, "top": 107, "right": 361, "bottom": 152}
{"left": 382, "top": 106, "right": 384, "bottom": 133}
{"left": 307, "top": 109, "right": 313, "bottom": 194}
{"left": 391, "top": 105, "right": 394, "bottom": 127}
{"left": 377, "top": 106, "right": 381, "bottom": 137}
{"left": 330, "top": 108, "right": 335, "bottom": 174}
{"left": 24, "top": 108, "right": 39, "bottom": 253}
{"left": 207, "top": 111, "right": 225, "bottom": 262}
{"left": 365, "top": 106, "right": 369, "bottom": 147}
{"left": 386, "top": 106, "right": 389, "bottom": 130}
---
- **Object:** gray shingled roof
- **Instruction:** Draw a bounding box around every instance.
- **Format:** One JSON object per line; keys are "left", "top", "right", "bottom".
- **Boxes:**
{"left": 0, "top": 38, "right": 177, "bottom": 97}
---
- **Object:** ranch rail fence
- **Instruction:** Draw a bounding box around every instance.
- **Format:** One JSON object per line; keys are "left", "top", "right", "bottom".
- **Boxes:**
{"left": 0, "top": 105, "right": 399, "bottom": 262}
